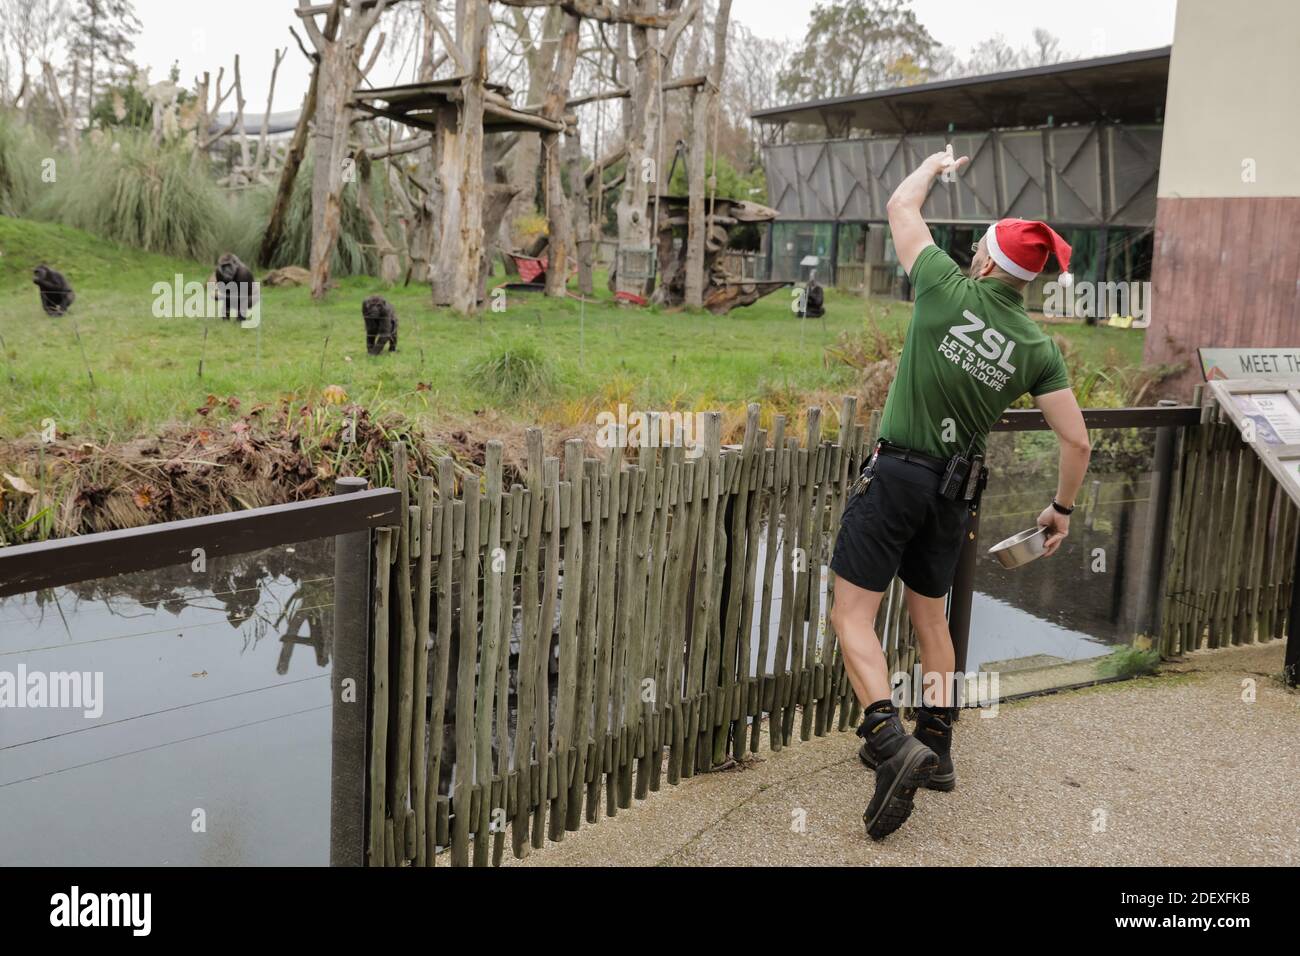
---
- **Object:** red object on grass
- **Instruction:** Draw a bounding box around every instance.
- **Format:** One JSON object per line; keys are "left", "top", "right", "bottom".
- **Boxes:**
{"left": 516, "top": 256, "right": 547, "bottom": 284}
{"left": 614, "top": 291, "right": 648, "bottom": 306}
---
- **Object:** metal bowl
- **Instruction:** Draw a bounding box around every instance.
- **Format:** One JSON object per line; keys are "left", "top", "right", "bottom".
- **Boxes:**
{"left": 988, "top": 525, "right": 1049, "bottom": 569}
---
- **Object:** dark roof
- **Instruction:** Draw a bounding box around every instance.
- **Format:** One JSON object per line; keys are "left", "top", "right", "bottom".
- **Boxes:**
{"left": 752, "top": 46, "right": 1170, "bottom": 133}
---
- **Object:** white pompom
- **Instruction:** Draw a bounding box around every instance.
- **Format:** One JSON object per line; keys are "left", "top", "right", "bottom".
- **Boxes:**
{"left": 1059, "top": 271, "right": 1073, "bottom": 287}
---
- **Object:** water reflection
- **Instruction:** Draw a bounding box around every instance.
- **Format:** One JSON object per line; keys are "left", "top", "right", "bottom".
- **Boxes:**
{"left": 0, "top": 540, "right": 335, "bottom": 866}
{"left": 971, "top": 471, "right": 1149, "bottom": 669}
{"left": 739, "top": 466, "right": 1149, "bottom": 675}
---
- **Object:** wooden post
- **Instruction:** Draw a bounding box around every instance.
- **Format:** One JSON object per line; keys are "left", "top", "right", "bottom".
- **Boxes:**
{"left": 1287, "top": 534, "right": 1300, "bottom": 687}
{"left": 948, "top": 503, "right": 980, "bottom": 678}
{"left": 367, "top": 526, "right": 393, "bottom": 865}
{"left": 1135, "top": 399, "right": 1180, "bottom": 639}
{"left": 330, "top": 476, "right": 370, "bottom": 867}
{"left": 388, "top": 443, "right": 417, "bottom": 860}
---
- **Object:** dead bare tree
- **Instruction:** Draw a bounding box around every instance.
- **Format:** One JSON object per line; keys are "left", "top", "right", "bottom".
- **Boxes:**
{"left": 612, "top": 0, "right": 697, "bottom": 297}
{"left": 498, "top": 4, "right": 563, "bottom": 250}
{"left": 402, "top": 0, "right": 445, "bottom": 285}
{"left": 232, "top": 62, "right": 253, "bottom": 183}
{"left": 427, "top": 0, "right": 492, "bottom": 312}
{"left": 194, "top": 58, "right": 243, "bottom": 153}
{"left": 3, "top": 0, "right": 68, "bottom": 110}
{"left": 539, "top": 11, "right": 581, "bottom": 296}
{"left": 563, "top": 121, "right": 594, "bottom": 294}
{"left": 260, "top": 18, "right": 339, "bottom": 268}
{"left": 298, "top": 0, "right": 392, "bottom": 298}
{"left": 40, "top": 60, "right": 78, "bottom": 156}
{"left": 255, "top": 47, "right": 288, "bottom": 178}
{"left": 683, "top": 0, "right": 730, "bottom": 308}
{"left": 357, "top": 150, "right": 403, "bottom": 282}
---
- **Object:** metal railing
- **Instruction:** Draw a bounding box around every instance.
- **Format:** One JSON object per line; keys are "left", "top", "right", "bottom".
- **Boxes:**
{"left": 0, "top": 482, "right": 400, "bottom": 867}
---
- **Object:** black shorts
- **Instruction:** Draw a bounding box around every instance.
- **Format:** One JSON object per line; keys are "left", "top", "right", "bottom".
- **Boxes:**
{"left": 830, "top": 454, "right": 974, "bottom": 599}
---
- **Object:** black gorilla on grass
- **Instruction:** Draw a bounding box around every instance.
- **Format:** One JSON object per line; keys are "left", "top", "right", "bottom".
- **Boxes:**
{"left": 362, "top": 295, "right": 398, "bottom": 355}
{"left": 33, "top": 265, "right": 76, "bottom": 316}
{"left": 214, "top": 253, "right": 256, "bottom": 320}
{"left": 802, "top": 276, "right": 825, "bottom": 319}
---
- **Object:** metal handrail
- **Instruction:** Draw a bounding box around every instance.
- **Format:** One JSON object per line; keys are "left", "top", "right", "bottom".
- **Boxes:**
{"left": 0, "top": 487, "right": 401, "bottom": 597}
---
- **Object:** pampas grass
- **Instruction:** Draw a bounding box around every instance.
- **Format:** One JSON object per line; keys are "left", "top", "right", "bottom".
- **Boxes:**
{"left": 0, "top": 110, "right": 45, "bottom": 217}
{"left": 12, "top": 120, "right": 391, "bottom": 275}
{"left": 42, "top": 131, "right": 225, "bottom": 259}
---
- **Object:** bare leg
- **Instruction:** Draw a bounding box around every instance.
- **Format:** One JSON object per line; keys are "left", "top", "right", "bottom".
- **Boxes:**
{"left": 903, "top": 587, "right": 955, "bottom": 708}
{"left": 839, "top": 577, "right": 942, "bottom": 839}
{"left": 829, "top": 577, "right": 892, "bottom": 707}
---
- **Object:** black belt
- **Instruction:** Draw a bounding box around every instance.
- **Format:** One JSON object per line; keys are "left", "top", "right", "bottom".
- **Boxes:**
{"left": 874, "top": 440, "right": 949, "bottom": 477}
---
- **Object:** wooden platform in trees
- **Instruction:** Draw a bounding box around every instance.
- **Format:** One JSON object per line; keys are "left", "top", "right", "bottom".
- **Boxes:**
{"left": 352, "top": 80, "right": 566, "bottom": 135}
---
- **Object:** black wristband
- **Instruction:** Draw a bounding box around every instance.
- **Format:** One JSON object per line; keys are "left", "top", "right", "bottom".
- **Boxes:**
{"left": 1051, "top": 499, "right": 1074, "bottom": 516}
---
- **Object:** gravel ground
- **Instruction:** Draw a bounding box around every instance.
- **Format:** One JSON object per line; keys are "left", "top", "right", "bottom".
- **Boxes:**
{"left": 506, "top": 642, "right": 1299, "bottom": 866}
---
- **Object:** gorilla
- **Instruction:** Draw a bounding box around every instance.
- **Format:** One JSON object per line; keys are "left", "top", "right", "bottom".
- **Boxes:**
{"left": 362, "top": 296, "right": 398, "bottom": 355}
{"left": 802, "top": 275, "right": 825, "bottom": 319}
{"left": 214, "top": 253, "right": 256, "bottom": 320}
{"left": 33, "top": 265, "right": 76, "bottom": 316}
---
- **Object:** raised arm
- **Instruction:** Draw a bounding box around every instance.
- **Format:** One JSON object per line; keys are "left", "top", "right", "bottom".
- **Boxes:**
{"left": 885, "top": 149, "right": 969, "bottom": 275}
{"left": 1033, "top": 387, "right": 1092, "bottom": 556}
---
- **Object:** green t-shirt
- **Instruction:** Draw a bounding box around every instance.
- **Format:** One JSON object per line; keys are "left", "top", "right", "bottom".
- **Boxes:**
{"left": 878, "top": 244, "right": 1070, "bottom": 459}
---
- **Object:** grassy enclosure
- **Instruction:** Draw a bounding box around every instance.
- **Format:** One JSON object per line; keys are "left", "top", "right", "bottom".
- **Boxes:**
{"left": 0, "top": 216, "right": 1146, "bottom": 438}
{"left": 0, "top": 213, "right": 1149, "bottom": 541}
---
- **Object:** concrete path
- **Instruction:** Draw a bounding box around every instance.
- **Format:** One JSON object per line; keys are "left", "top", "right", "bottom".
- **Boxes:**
{"left": 508, "top": 643, "right": 1299, "bottom": 866}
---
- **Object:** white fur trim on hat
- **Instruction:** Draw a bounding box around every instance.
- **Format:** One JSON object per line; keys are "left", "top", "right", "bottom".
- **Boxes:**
{"left": 984, "top": 222, "right": 1038, "bottom": 281}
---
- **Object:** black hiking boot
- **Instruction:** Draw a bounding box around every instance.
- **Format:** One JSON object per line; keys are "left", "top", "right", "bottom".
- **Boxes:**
{"left": 859, "top": 707, "right": 956, "bottom": 792}
{"left": 858, "top": 709, "right": 938, "bottom": 840}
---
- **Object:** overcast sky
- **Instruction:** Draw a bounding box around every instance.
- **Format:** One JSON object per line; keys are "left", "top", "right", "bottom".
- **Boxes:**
{"left": 744, "top": 0, "right": 1176, "bottom": 51}
{"left": 128, "top": 0, "right": 1178, "bottom": 114}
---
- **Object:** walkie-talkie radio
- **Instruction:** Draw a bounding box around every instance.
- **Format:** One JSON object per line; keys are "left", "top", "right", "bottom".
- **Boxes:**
{"left": 939, "top": 437, "right": 985, "bottom": 502}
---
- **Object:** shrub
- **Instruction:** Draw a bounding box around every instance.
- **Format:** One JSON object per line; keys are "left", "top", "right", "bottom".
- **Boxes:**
{"left": 825, "top": 307, "right": 905, "bottom": 369}
{"left": 466, "top": 341, "right": 556, "bottom": 402}
{"left": 1102, "top": 646, "right": 1161, "bottom": 679}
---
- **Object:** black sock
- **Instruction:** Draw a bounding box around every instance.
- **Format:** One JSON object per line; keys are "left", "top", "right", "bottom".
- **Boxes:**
{"left": 864, "top": 699, "right": 896, "bottom": 718}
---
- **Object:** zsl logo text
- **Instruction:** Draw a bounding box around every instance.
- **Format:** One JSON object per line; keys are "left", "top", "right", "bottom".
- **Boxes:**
{"left": 947, "top": 310, "right": 1018, "bottom": 374}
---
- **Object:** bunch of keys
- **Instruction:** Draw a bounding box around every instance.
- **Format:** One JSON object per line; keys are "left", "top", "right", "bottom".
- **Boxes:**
{"left": 850, "top": 450, "right": 879, "bottom": 498}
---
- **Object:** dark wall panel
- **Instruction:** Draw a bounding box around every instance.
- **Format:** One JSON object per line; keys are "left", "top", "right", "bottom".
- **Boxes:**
{"left": 762, "top": 122, "right": 1163, "bottom": 226}
{"left": 1049, "top": 126, "right": 1103, "bottom": 224}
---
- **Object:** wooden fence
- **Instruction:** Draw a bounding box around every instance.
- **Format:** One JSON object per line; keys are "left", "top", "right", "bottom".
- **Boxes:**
{"left": 364, "top": 395, "right": 1297, "bottom": 867}
{"left": 364, "top": 397, "right": 936, "bottom": 866}
{"left": 1160, "top": 405, "right": 1299, "bottom": 656}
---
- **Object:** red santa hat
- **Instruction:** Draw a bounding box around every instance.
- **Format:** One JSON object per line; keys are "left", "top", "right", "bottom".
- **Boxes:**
{"left": 984, "top": 218, "right": 1073, "bottom": 285}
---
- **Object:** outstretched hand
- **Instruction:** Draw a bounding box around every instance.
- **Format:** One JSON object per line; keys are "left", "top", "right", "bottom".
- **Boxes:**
{"left": 925, "top": 148, "right": 969, "bottom": 178}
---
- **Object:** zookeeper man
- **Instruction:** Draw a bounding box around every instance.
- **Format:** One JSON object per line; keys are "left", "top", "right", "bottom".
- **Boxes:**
{"left": 829, "top": 149, "right": 1093, "bottom": 840}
